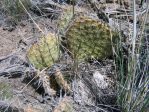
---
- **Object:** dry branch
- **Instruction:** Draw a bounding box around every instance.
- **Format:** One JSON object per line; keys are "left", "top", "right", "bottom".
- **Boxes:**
{"left": 87, "top": 0, "right": 109, "bottom": 23}
{"left": 54, "top": 69, "right": 72, "bottom": 94}
{"left": 30, "top": 1, "right": 62, "bottom": 18}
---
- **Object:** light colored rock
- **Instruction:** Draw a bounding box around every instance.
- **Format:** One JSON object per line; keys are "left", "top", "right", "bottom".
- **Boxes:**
{"left": 93, "top": 71, "right": 109, "bottom": 89}
{"left": 72, "top": 79, "right": 96, "bottom": 105}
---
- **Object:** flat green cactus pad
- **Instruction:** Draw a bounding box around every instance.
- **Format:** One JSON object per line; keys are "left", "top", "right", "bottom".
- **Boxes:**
{"left": 58, "top": 6, "right": 87, "bottom": 33}
{"left": 58, "top": 6, "right": 74, "bottom": 33}
{"left": 65, "top": 16, "right": 118, "bottom": 60}
{"left": 27, "top": 33, "right": 59, "bottom": 69}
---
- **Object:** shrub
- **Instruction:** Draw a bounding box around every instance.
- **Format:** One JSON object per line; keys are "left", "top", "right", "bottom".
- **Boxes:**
{"left": 2, "top": 0, "right": 31, "bottom": 20}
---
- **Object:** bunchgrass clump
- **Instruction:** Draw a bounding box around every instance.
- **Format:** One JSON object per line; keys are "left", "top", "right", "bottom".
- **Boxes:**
{"left": 2, "top": 0, "right": 31, "bottom": 20}
{"left": 115, "top": 1, "right": 149, "bottom": 111}
{"left": 0, "top": 82, "right": 13, "bottom": 100}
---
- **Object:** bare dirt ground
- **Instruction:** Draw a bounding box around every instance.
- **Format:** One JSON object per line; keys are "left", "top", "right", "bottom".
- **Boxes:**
{"left": 0, "top": 16, "right": 57, "bottom": 57}
{"left": 0, "top": 12, "right": 61, "bottom": 111}
{"left": 0, "top": 27, "right": 19, "bottom": 57}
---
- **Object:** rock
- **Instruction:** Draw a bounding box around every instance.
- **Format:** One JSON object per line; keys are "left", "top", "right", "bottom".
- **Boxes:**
{"left": 72, "top": 79, "right": 96, "bottom": 105}
{"left": 93, "top": 71, "right": 109, "bottom": 89}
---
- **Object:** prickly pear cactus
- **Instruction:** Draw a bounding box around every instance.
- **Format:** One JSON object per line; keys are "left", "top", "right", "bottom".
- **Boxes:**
{"left": 58, "top": 6, "right": 87, "bottom": 33}
{"left": 58, "top": 6, "right": 74, "bottom": 33}
{"left": 27, "top": 33, "right": 59, "bottom": 69}
{"left": 65, "top": 15, "right": 118, "bottom": 60}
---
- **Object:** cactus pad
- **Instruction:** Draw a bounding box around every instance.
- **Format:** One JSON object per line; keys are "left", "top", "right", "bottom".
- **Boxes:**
{"left": 58, "top": 6, "right": 87, "bottom": 33}
{"left": 58, "top": 6, "right": 74, "bottom": 33}
{"left": 65, "top": 15, "right": 118, "bottom": 60}
{"left": 27, "top": 33, "right": 59, "bottom": 69}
